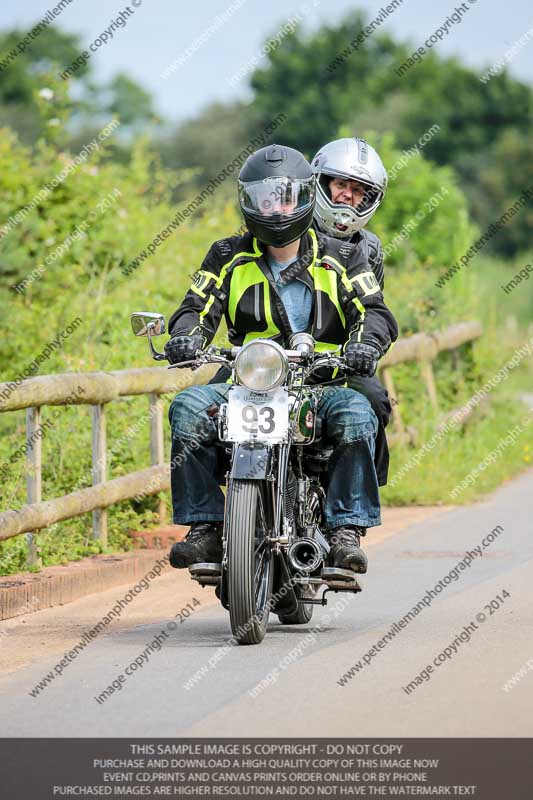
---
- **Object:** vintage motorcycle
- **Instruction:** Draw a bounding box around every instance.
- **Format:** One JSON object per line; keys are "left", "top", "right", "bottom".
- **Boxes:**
{"left": 131, "top": 311, "right": 362, "bottom": 645}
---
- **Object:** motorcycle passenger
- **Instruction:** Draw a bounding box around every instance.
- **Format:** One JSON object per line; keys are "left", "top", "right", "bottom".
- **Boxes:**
{"left": 312, "top": 137, "right": 392, "bottom": 486}
{"left": 165, "top": 144, "right": 398, "bottom": 575}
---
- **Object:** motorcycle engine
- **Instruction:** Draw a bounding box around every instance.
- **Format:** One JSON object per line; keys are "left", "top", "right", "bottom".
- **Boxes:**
{"left": 283, "top": 468, "right": 297, "bottom": 522}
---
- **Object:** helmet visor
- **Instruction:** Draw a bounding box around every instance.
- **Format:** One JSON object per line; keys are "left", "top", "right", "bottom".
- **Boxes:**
{"left": 239, "top": 176, "right": 315, "bottom": 218}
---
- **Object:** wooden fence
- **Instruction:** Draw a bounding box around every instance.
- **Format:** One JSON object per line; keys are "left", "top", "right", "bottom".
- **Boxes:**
{"left": 0, "top": 321, "right": 482, "bottom": 566}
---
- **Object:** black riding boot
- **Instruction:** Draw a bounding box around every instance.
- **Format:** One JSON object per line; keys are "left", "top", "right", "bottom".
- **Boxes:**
{"left": 325, "top": 525, "right": 368, "bottom": 574}
{"left": 169, "top": 522, "right": 223, "bottom": 569}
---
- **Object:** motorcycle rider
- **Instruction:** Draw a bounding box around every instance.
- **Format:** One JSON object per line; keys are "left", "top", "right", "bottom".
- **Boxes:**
{"left": 312, "top": 137, "right": 392, "bottom": 487}
{"left": 165, "top": 144, "right": 398, "bottom": 575}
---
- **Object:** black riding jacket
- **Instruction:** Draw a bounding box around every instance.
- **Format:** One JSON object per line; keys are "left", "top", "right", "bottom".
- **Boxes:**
{"left": 352, "top": 229, "right": 384, "bottom": 289}
{"left": 168, "top": 229, "right": 397, "bottom": 365}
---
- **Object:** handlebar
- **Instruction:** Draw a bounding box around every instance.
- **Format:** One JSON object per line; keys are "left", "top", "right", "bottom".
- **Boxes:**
{"left": 166, "top": 344, "right": 346, "bottom": 375}
{"left": 217, "top": 344, "right": 344, "bottom": 360}
{"left": 212, "top": 346, "right": 333, "bottom": 361}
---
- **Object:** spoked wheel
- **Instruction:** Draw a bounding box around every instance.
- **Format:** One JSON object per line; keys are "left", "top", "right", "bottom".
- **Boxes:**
{"left": 226, "top": 479, "right": 274, "bottom": 645}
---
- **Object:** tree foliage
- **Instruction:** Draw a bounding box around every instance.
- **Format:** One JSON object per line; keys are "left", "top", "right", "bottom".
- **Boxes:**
{"left": 249, "top": 10, "right": 533, "bottom": 257}
{"left": 0, "top": 26, "right": 157, "bottom": 143}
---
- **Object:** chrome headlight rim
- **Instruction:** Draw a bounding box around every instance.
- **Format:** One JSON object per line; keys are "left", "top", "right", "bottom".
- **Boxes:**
{"left": 234, "top": 339, "right": 289, "bottom": 392}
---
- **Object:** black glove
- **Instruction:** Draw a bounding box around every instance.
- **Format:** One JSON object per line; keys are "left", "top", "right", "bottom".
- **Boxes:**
{"left": 344, "top": 341, "right": 381, "bottom": 377}
{"left": 164, "top": 334, "right": 204, "bottom": 365}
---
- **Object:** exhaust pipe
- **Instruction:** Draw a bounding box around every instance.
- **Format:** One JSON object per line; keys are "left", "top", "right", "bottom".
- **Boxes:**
{"left": 288, "top": 537, "right": 324, "bottom": 574}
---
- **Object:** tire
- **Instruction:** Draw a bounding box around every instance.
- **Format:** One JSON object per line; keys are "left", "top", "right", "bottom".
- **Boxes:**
{"left": 278, "top": 586, "right": 314, "bottom": 625}
{"left": 226, "top": 480, "right": 274, "bottom": 645}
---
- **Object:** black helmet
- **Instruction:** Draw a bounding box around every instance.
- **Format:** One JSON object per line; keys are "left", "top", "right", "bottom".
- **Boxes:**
{"left": 238, "top": 144, "right": 316, "bottom": 247}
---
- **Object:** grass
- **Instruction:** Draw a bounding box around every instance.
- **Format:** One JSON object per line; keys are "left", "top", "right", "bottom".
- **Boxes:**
{"left": 382, "top": 251, "right": 533, "bottom": 505}
{"left": 383, "top": 392, "right": 532, "bottom": 506}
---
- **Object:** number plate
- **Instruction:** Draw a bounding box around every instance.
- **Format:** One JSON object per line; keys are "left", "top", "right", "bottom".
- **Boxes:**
{"left": 226, "top": 386, "right": 289, "bottom": 443}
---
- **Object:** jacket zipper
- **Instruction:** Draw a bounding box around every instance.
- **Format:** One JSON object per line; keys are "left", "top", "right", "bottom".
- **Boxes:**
{"left": 316, "top": 291, "right": 322, "bottom": 330}
{"left": 254, "top": 283, "right": 261, "bottom": 322}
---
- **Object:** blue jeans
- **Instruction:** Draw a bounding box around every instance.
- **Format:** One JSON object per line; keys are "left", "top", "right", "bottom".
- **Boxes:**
{"left": 168, "top": 384, "right": 381, "bottom": 530}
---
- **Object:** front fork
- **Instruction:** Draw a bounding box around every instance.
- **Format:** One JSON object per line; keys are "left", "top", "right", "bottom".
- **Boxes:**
{"left": 225, "top": 439, "right": 291, "bottom": 540}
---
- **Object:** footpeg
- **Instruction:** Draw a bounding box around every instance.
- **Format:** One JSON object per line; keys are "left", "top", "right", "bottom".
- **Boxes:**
{"left": 189, "top": 562, "right": 222, "bottom": 586}
{"left": 320, "top": 567, "right": 363, "bottom": 594}
{"left": 321, "top": 567, "right": 356, "bottom": 583}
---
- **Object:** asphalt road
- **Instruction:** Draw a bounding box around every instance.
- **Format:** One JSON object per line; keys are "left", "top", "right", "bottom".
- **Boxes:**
{"left": 1, "top": 470, "right": 532, "bottom": 737}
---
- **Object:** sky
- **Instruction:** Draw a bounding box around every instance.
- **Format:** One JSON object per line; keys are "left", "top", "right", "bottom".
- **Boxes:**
{"left": 1, "top": 0, "right": 532, "bottom": 124}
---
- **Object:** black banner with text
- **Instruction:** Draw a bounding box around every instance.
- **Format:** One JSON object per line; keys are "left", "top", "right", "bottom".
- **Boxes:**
{"left": 2, "top": 739, "right": 531, "bottom": 799}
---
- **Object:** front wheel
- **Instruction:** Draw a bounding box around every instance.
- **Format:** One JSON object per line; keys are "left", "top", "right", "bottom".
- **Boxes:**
{"left": 225, "top": 480, "right": 274, "bottom": 645}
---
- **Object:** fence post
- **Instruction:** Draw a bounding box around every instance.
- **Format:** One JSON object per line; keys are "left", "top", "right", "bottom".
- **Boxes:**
{"left": 149, "top": 393, "right": 166, "bottom": 523}
{"left": 25, "top": 407, "right": 42, "bottom": 569}
{"left": 381, "top": 367, "right": 406, "bottom": 435}
{"left": 91, "top": 403, "right": 107, "bottom": 545}
{"left": 420, "top": 360, "right": 439, "bottom": 411}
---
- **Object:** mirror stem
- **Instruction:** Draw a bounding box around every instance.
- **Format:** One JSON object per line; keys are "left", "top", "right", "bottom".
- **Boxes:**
{"left": 147, "top": 328, "right": 166, "bottom": 361}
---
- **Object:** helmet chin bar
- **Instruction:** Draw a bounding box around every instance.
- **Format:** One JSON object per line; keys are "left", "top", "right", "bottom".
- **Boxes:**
{"left": 332, "top": 203, "right": 361, "bottom": 224}
{"left": 328, "top": 202, "right": 368, "bottom": 236}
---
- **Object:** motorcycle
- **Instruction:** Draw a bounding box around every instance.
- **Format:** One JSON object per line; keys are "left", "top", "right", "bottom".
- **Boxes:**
{"left": 131, "top": 311, "right": 362, "bottom": 645}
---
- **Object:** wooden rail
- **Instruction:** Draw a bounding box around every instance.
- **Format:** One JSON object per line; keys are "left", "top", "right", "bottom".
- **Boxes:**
{"left": 379, "top": 320, "right": 482, "bottom": 442}
{"left": 0, "top": 364, "right": 217, "bottom": 563}
{"left": 0, "top": 322, "right": 482, "bottom": 565}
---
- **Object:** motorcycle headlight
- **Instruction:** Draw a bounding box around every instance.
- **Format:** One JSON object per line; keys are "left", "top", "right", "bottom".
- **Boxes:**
{"left": 234, "top": 339, "right": 288, "bottom": 391}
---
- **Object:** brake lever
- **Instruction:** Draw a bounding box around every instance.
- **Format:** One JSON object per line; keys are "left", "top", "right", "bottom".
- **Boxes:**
{"left": 167, "top": 360, "right": 198, "bottom": 370}
{"left": 167, "top": 351, "right": 233, "bottom": 370}
{"left": 302, "top": 356, "right": 347, "bottom": 381}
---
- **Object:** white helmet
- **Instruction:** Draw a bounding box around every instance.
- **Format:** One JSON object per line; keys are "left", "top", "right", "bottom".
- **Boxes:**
{"left": 312, "top": 137, "right": 387, "bottom": 238}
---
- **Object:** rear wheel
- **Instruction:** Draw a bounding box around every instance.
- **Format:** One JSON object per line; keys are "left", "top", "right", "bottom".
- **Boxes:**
{"left": 278, "top": 586, "right": 314, "bottom": 625}
{"left": 226, "top": 480, "right": 274, "bottom": 645}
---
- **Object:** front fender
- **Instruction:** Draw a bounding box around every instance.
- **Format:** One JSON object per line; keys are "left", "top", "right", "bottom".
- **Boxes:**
{"left": 230, "top": 442, "right": 272, "bottom": 480}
